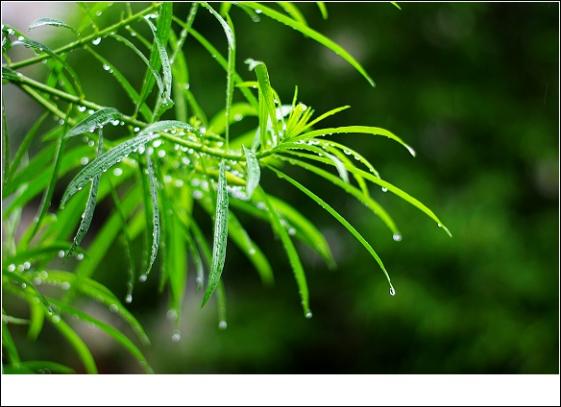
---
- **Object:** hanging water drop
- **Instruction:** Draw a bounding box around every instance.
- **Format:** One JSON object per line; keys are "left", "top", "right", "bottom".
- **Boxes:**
{"left": 248, "top": 247, "right": 256, "bottom": 256}
{"left": 134, "top": 127, "right": 140, "bottom": 132}
{"left": 76, "top": 253, "right": 84, "bottom": 261}
{"left": 91, "top": 37, "right": 102, "bottom": 46}
{"left": 7, "top": 264, "right": 16, "bottom": 272}
{"left": 392, "top": 233, "right": 402, "bottom": 242}
{"left": 78, "top": 105, "right": 86, "bottom": 112}
{"left": 139, "top": 274, "right": 148, "bottom": 283}
{"left": 305, "top": 311, "right": 313, "bottom": 319}
{"left": 23, "top": 261, "right": 31, "bottom": 270}
{"left": 103, "top": 64, "right": 111, "bottom": 71}
{"left": 171, "top": 331, "right": 182, "bottom": 342}
{"left": 125, "top": 294, "right": 133, "bottom": 304}
{"left": 389, "top": 286, "right": 396, "bottom": 296}
{"left": 381, "top": 187, "right": 388, "bottom": 192}
{"left": 113, "top": 167, "right": 123, "bottom": 177}
{"left": 58, "top": 250, "right": 65, "bottom": 258}
{"left": 218, "top": 320, "right": 228, "bottom": 330}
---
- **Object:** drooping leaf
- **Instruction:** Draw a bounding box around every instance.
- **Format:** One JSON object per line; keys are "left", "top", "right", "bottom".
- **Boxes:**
{"left": 255, "top": 186, "right": 311, "bottom": 317}
{"left": 67, "top": 130, "right": 103, "bottom": 256}
{"left": 243, "top": 145, "right": 260, "bottom": 199}
{"left": 28, "top": 17, "right": 75, "bottom": 33}
{"left": 268, "top": 166, "right": 396, "bottom": 294}
{"left": 143, "top": 154, "right": 161, "bottom": 280}
{"left": 202, "top": 161, "right": 229, "bottom": 307}
{"left": 242, "top": 2, "right": 374, "bottom": 86}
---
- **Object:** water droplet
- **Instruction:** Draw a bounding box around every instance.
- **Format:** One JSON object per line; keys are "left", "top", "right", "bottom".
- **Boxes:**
{"left": 95, "top": 10, "right": 103, "bottom": 16}
{"left": 234, "top": 114, "right": 243, "bottom": 122}
{"left": 88, "top": 140, "right": 95, "bottom": 147}
{"left": 7, "top": 264, "right": 16, "bottom": 272}
{"left": 80, "top": 157, "right": 89, "bottom": 166}
{"left": 166, "top": 309, "right": 178, "bottom": 321}
{"left": 61, "top": 282, "right": 71, "bottom": 290}
{"left": 171, "top": 331, "right": 182, "bottom": 342}
{"left": 192, "top": 190, "right": 203, "bottom": 200}
{"left": 218, "top": 320, "right": 228, "bottom": 330}
{"left": 381, "top": 187, "right": 388, "bottom": 192}
{"left": 389, "top": 286, "right": 396, "bottom": 296}
{"left": 88, "top": 109, "right": 95, "bottom": 114}
{"left": 138, "top": 146, "right": 146, "bottom": 154}
{"left": 255, "top": 8, "right": 262, "bottom": 14}
{"left": 147, "top": 147, "right": 154, "bottom": 155}
{"left": 76, "top": 253, "right": 84, "bottom": 261}
{"left": 17, "top": 35, "right": 24, "bottom": 41}
{"left": 91, "top": 37, "right": 101, "bottom": 46}
{"left": 113, "top": 167, "right": 123, "bottom": 177}
{"left": 23, "top": 261, "right": 31, "bottom": 270}
{"left": 78, "top": 105, "right": 86, "bottom": 112}
{"left": 437, "top": 223, "right": 442, "bottom": 228}
{"left": 157, "top": 150, "right": 166, "bottom": 158}
{"left": 58, "top": 250, "right": 65, "bottom": 258}
{"left": 174, "top": 179, "right": 184, "bottom": 188}
{"left": 152, "top": 140, "right": 162, "bottom": 148}
{"left": 21, "top": 282, "right": 27, "bottom": 289}
{"left": 288, "top": 227, "right": 296, "bottom": 236}
{"left": 109, "top": 304, "right": 119, "bottom": 313}
{"left": 248, "top": 247, "right": 256, "bottom": 256}
{"left": 125, "top": 294, "right": 133, "bottom": 304}
{"left": 392, "top": 233, "right": 402, "bottom": 242}
{"left": 134, "top": 127, "right": 140, "bottom": 132}
{"left": 305, "top": 311, "right": 313, "bottom": 319}
{"left": 139, "top": 274, "right": 148, "bottom": 283}
{"left": 103, "top": 64, "right": 111, "bottom": 71}
{"left": 111, "top": 119, "right": 120, "bottom": 126}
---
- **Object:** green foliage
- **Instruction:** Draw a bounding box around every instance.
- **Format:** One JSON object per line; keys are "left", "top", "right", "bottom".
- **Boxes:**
{"left": 1, "top": 2, "right": 449, "bottom": 373}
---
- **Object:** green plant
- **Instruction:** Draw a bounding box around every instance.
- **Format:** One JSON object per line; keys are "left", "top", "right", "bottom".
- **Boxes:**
{"left": 1, "top": 2, "right": 450, "bottom": 374}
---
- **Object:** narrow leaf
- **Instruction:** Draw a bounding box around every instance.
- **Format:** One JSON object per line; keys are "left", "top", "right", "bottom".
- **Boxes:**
{"left": 243, "top": 145, "right": 260, "bottom": 199}
{"left": 28, "top": 17, "right": 75, "bottom": 33}
{"left": 202, "top": 161, "right": 229, "bottom": 307}
{"left": 242, "top": 3, "right": 374, "bottom": 86}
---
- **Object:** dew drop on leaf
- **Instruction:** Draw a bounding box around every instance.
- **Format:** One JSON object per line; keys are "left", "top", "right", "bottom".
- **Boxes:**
{"left": 218, "top": 321, "right": 228, "bottom": 330}
{"left": 392, "top": 233, "right": 402, "bottom": 242}
{"left": 389, "top": 286, "right": 396, "bottom": 296}
{"left": 91, "top": 37, "right": 101, "bottom": 46}
{"left": 7, "top": 264, "right": 16, "bottom": 272}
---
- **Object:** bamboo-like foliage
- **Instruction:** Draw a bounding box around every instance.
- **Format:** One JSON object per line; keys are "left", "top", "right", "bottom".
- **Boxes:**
{"left": 1, "top": 1, "right": 449, "bottom": 373}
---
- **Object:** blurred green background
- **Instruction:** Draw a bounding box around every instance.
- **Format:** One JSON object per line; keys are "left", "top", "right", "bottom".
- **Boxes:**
{"left": 2, "top": 2, "right": 559, "bottom": 373}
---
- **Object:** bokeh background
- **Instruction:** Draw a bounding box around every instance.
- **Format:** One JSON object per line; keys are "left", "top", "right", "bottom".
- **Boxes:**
{"left": 2, "top": 2, "right": 559, "bottom": 373}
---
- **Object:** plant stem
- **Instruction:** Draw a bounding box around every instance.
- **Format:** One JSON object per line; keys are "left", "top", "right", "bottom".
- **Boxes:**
{"left": 5, "top": 3, "right": 161, "bottom": 70}
{"left": 8, "top": 72, "right": 246, "bottom": 162}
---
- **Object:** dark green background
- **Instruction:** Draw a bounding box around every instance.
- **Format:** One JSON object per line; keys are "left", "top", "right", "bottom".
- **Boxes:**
{"left": 4, "top": 2, "right": 559, "bottom": 373}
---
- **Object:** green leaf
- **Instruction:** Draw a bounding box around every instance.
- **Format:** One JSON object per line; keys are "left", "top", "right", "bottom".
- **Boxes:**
{"left": 28, "top": 17, "right": 75, "bottom": 33}
{"left": 60, "top": 121, "right": 194, "bottom": 208}
{"left": 67, "top": 130, "right": 103, "bottom": 255}
{"left": 277, "top": 154, "right": 400, "bottom": 236}
{"left": 202, "top": 161, "right": 229, "bottom": 307}
{"left": 42, "top": 270, "right": 150, "bottom": 345}
{"left": 277, "top": 2, "right": 307, "bottom": 25}
{"left": 243, "top": 145, "right": 260, "bottom": 199}
{"left": 317, "top": 2, "right": 329, "bottom": 19}
{"left": 143, "top": 154, "right": 160, "bottom": 280}
{"left": 202, "top": 3, "right": 236, "bottom": 146}
{"left": 144, "top": 16, "right": 174, "bottom": 115}
{"left": 268, "top": 166, "right": 396, "bottom": 294}
{"left": 246, "top": 58, "right": 280, "bottom": 146}
{"left": 242, "top": 3, "right": 374, "bottom": 86}
{"left": 291, "top": 125, "right": 417, "bottom": 157}
{"left": 51, "top": 300, "right": 152, "bottom": 373}
{"left": 137, "top": 3, "right": 173, "bottom": 116}
{"left": 255, "top": 186, "right": 311, "bottom": 317}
